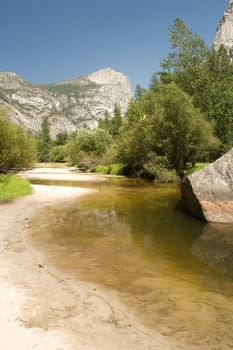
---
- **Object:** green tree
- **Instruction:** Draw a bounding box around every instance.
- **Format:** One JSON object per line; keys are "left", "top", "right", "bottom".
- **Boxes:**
{"left": 37, "top": 116, "right": 51, "bottom": 162}
{"left": 109, "top": 104, "right": 122, "bottom": 137}
{"left": 159, "top": 19, "right": 208, "bottom": 98}
{"left": 93, "top": 128, "right": 112, "bottom": 156}
{"left": 190, "top": 45, "right": 233, "bottom": 153}
{"left": 68, "top": 128, "right": 94, "bottom": 165}
{"left": 124, "top": 98, "right": 143, "bottom": 127}
{"left": 67, "top": 128, "right": 112, "bottom": 167}
{"left": 118, "top": 114, "right": 151, "bottom": 171}
{"left": 159, "top": 19, "right": 233, "bottom": 154}
{"left": 161, "top": 18, "right": 208, "bottom": 74}
{"left": 99, "top": 105, "right": 123, "bottom": 138}
{"left": 119, "top": 83, "right": 218, "bottom": 175}
{"left": 49, "top": 145, "right": 68, "bottom": 163}
{"left": 98, "top": 110, "right": 111, "bottom": 131}
{"left": 135, "top": 84, "right": 146, "bottom": 99}
{"left": 147, "top": 83, "right": 218, "bottom": 172}
{"left": 0, "top": 107, "right": 36, "bottom": 172}
{"left": 54, "top": 131, "right": 69, "bottom": 146}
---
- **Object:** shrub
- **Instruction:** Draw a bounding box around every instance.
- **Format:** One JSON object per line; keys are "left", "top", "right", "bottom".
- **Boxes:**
{"left": 95, "top": 165, "right": 110, "bottom": 174}
{"left": 143, "top": 153, "right": 179, "bottom": 182}
{"left": 185, "top": 162, "right": 209, "bottom": 176}
{"left": 110, "top": 164, "right": 127, "bottom": 175}
{"left": 49, "top": 145, "right": 68, "bottom": 162}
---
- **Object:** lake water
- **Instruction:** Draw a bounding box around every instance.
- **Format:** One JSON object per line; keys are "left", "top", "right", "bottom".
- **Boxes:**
{"left": 27, "top": 178, "right": 233, "bottom": 349}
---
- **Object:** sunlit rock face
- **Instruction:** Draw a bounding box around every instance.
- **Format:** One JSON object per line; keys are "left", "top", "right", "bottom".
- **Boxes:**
{"left": 0, "top": 68, "right": 132, "bottom": 137}
{"left": 213, "top": 1, "right": 233, "bottom": 57}
{"left": 181, "top": 149, "right": 233, "bottom": 223}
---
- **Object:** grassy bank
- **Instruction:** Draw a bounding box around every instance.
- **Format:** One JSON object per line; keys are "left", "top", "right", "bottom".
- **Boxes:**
{"left": 185, "top": 162, "right": 209, "bottom": 176}
{"left": 0, "top": 175, "right": 32, "bottom": 201}
{"left": 93, "top": 164, "right": 131, "bottom": 176}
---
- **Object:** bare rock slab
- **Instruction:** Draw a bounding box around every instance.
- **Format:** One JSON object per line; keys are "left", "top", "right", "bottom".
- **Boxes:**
{"left": 181, "top": 149, "right": 233, "bottom": 223}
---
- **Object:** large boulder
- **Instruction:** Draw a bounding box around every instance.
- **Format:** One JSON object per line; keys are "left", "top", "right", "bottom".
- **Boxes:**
{"left": 181, "top": 149, "right": 233, "bottom": 223}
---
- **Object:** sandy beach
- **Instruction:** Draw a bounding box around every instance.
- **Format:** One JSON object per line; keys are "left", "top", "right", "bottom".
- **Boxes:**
{"left": 0, "top": 168, "right": 172, "bottom": 350}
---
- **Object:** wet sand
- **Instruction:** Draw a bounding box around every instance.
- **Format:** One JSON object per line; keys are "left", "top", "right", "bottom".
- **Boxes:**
{"left": 0, "top": 168, "right": 172, "bottom": 350}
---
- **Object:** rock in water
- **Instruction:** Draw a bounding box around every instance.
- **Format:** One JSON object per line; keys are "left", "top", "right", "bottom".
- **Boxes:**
{"left": 213, "top": 1, "right": 233, "bottom": 56}
{"left": 181, "top": 149, "right": 233, "bottom": 223}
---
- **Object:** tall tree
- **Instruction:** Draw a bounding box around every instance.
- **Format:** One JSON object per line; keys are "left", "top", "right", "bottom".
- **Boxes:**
{"left": 119, "top": 83, "right": 218, "bottom": 174}
{"left": 159, "top": 19, "right": 233, "bottom": 154}
{"left": 37, "top": 116, "right": 51, "bottom": 162}
{"left": 110, "top": 104, "right": 122, "bottom": 137}
{"left": 134, "top": 84, "right": 146, "bottom": 99}
{"left": 160, "top": 18, "right": 208, "bottom": 96}
{"left": 161, "top": 18, "right": 208, "bottom": 73}
{"left": 191, "top": 45, "right": 233, "bottom": 152}
{"left": 148, "top": 83, "right": 218, "bottom": 172}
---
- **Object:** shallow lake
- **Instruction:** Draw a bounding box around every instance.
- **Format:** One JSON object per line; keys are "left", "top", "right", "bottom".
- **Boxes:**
{"left": 27, "top": 177, "right": 233, "bottom": 349}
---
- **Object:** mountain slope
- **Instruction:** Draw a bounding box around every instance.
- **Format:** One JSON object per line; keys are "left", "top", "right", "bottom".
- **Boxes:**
{"left": 0, "top": 68, "right": 132, "bottom": 137}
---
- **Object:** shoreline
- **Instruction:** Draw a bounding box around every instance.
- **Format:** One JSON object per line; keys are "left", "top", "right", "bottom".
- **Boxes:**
{"left": 0, "top": 169, "right": 171, "bottom": 350}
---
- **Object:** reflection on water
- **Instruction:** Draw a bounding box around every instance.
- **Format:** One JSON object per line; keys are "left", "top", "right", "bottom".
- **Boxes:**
{"left": 27, "top": 178, "right": 233, "bottom": 349}
{"left": 192, "top": 224, "right": 233, "bottom": 280}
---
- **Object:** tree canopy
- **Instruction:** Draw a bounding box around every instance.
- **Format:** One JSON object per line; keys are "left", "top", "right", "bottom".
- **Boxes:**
{"left": 0, "top": 107, "right": 36, "bottom": 172}
{"left": 159, "top": 18, "right": 233, "bottom": 154}
{"left": 117, "top": 83, "right": 218, "bottom": 176}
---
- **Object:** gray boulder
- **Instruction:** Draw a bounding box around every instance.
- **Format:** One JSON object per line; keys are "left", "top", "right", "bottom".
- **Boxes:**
{"left": 181, "top": 149, "right": 233, "bottom": 223}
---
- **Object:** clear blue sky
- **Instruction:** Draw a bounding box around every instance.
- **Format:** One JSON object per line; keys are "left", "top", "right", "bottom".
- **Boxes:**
{"left": 0, "top": 0, "right": 229, "bottom": 91}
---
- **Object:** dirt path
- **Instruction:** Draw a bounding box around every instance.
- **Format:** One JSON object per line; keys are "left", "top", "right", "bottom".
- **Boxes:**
{"left": 0, "top": 169, "right": 172, "bottom": 350}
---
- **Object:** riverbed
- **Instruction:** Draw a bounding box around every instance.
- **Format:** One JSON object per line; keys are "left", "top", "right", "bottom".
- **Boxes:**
{"left": 0, "top": 170, "right": 173, "bottom": 350}
{"left": 23, "top": 171, "right": 233, "bottom": 349}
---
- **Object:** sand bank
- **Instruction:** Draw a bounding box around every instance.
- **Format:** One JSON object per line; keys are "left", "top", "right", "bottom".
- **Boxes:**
{"left": 0, "top": 168, "right": 171, "bottom": 350}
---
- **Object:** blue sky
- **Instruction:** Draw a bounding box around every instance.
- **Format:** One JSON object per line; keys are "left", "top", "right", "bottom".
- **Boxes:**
{"left": 0, "top": 0, "right": 229, "bottom": 90}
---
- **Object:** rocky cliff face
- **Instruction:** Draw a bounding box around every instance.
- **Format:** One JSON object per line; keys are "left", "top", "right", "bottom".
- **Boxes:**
{"left": 213, "top": 1, "right": 233, "bottom": 56}
{"left": 0, "top": 68, "right": 132, "bottom": 137}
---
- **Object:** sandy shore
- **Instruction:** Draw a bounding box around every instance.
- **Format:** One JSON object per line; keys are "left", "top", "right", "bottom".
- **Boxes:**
{"left": 0, "top": 168, "right": 172, "bottom": 350}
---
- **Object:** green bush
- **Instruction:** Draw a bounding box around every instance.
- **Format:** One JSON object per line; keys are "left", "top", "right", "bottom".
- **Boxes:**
{"left": 95, "top": 165, "right": 110, "bottom": 174}
{"left": 49, "top": 145, "right": 68, "bottom": 162}
{"left": 0, "top": 175, "right": 32, "bottom": 201}
{"left": 143, "top": 154, "right": 179, "bottom": 182}
{"left": 67, "top": 128, "right": 112, "bottom": 167}
{"left": 153, "top": 168, "right": 179, "bottom": 183}
{"left": 185, "top": 162, "right": 209, "bottom": 176}
{"left": 93, "top": 163, "right": 131, "bottom": 176}
{"left": 110, "top": 164, "right": 127, "bottom": 175}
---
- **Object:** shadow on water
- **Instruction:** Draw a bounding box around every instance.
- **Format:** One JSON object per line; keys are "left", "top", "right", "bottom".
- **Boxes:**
{"left": 27, "top": 177, "right": 233, "bottom": 348}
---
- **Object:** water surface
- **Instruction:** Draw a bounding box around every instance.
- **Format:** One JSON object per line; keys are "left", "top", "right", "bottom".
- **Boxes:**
{"left": 27, "top": 178, "right": 233, "bottom": 349}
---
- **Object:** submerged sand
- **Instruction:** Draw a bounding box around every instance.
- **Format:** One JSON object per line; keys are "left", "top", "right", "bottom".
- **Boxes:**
{"left": 0, "top": 168, "right": 172, "bottom": 350}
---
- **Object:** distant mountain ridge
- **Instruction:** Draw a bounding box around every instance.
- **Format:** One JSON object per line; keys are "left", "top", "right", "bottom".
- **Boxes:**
{"left": 0, "top": 68, "right": 132, "bottom": 137}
